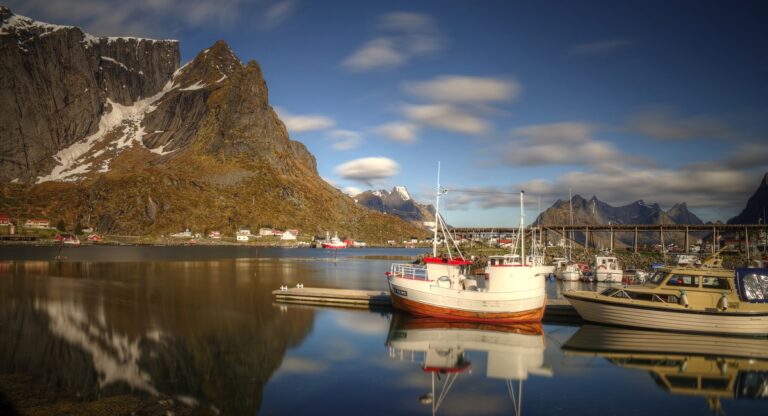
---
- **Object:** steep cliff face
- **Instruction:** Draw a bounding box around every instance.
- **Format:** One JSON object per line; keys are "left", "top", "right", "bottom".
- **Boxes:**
{"left": 0, "top": 7, "right": 424, "bottom": 240}
{"left": 0, "top": 6, "right": 179, "bottom": 182}
{"left": 728, "top": 173, "right": 768, "bottom": 224}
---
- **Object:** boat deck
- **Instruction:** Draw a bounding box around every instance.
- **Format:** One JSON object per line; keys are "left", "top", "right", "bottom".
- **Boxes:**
{"left": 272, "top": 287, "right": 580, "bottom": 322}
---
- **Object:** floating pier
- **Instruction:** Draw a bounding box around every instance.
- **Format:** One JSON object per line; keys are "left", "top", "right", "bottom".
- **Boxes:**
{"left": 272, "top": 287, "right": 580, "bottom": 322}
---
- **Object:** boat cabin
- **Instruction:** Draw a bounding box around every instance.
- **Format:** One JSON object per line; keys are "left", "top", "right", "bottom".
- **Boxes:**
{"left": 487, "top": 254, "right": 522, "bottom": 267}
{"left": 595, "top": 256, "right": 620, "bottom": 271}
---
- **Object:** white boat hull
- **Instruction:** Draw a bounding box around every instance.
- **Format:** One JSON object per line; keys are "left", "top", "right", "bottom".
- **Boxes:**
{"left": 564, "top": 293, "right": 768, "bottom": 335}
{"left": 556, "top": 270, "right": 580, "bottom": 281}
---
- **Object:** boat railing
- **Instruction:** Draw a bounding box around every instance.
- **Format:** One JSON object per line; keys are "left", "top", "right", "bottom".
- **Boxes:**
{"left": 390, "top": 263, "right": 430, "bottom": 281}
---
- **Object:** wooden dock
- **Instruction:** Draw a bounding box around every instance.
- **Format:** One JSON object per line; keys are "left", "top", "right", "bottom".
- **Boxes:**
{"left": 272, "top": 287, "right": 580, "bottom": 321}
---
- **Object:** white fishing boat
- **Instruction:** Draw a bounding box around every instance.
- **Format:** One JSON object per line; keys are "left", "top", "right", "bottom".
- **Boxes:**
{"left": 386, "top": 166, "right": 547, "bottom": 323}
{"left": 592, "top": 255, "right": 623, "bottom": 283}
{"left": 386, "top": 315, "right": 551, "bottom": 416}
{"left": 563, "top": 256, "right": 768, "bottom": 335}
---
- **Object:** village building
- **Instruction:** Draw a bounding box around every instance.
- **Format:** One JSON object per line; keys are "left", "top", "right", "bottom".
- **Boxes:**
{"left": 208, "top": 230, "right": 221, "bottom": 239}
{"left": 24, "top": 219, "right": 50, "bottom": 229}
{"left": 280, "top": 230, "right": 297, "bottom": 240}
{"left": 237, "top": 234, "right": 249, "bottom": 242}
{"left": 0, "top": 213, "right": 10, "bottom": 226}
{"left": 171, "top": 229, "right": 193, "bottom": 238}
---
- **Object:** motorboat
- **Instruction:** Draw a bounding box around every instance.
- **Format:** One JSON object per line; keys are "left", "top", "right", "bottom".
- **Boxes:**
{"left": 386, "top": 165, "right": 546, "bottom": 323}
{"left": 563, "top": 255, "right": 768, "bottom": 335}
{"left": 386, "top": 315, "right": 551, "bottom": 416}
{"left": 563, "top": 325, "right": 768, "bottom": 413}
{"left": 555, "top": 260, "right": 582, "bottom": 281}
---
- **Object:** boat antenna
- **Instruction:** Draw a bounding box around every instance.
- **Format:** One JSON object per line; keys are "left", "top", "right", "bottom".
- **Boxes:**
{"left": 520, "top": 190, "right": 526, "bottom": 266}
{"left": 433, "top": 162, "right": 441, "bottom": 257}
{"left": 569, "top": 187, "right": 573, "bottom": 260}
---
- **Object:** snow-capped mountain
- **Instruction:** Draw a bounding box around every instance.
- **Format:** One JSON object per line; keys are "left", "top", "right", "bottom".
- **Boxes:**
{"left": 355, "top": 186, "right": 435, "bottom": 226}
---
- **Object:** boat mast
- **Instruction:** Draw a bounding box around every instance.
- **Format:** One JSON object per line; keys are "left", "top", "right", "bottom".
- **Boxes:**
{"left": 568, "top": 188, "right": 573, "bottom": 260}
{"left": 433, "top": 162, "right": 441, "bottom": 257}
{"left": 520, "top": 190, "right": 526, "bottom": 266}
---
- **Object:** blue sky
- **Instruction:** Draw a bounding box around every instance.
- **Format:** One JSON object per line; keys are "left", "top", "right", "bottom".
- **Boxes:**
{"left": 8, "top": 0, "right": 768, "bottom": 225}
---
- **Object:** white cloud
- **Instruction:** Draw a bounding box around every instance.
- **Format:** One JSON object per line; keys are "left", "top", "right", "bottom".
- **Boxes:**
{"left": 261, "top": 0, "right": 297, "bottom": 30}
{"left": 568, "top": 38, "right": 631, "bottom": 56}
{"left": 328, "top": 129, "right": 363, "bottom": 151}
{"left": 342, "top": 12, "right": 442, "bottom": 72}
{"left": 374, "top": 121, "right": 419, "bottom": 143}
{"left": 342, "top": 186, "right": 362, "bottom": 196}
{"left": 275, "top": 107, "right": 335, "bottom": 133}
{"left": 498, "top": 122, "right": 628, "bottom": 170}
{"left": 629, "top": 109, "right": 734, "bottom": 141}
{"left": 335, "top": 157, "right": 399, "bottom": 184}
{"left": 342, "top": 38, "right": 405, "bottom": 72}
{"left": 402, "top": 104, "right": 489, "bottom": 135}
{"left": 405, "top": 76, "right": 521, "bottom": 103}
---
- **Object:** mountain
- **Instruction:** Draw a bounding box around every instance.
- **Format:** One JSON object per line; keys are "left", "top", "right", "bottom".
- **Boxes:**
{"left": 728, "top": 172, "right": 768, "bottom": 224}
{"left": 535, "top": 195, "right": 690, "bottom": 226}
{"left": 0, "top": 7, "right": 426, "bottom": 240}
{"left": 666, "top": 203, "right": 703, "bottom": 225}
{"left": 354, "top": 186, "right": 435, "bottom": 226}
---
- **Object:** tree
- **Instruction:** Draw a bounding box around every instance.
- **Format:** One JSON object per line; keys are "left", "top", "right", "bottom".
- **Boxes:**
{"left": 56, "top": 219, "right": 66, "bottom": 232}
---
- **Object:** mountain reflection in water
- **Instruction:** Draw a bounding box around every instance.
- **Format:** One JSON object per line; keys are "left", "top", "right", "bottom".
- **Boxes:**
{"left": 0, "top": 255, "right": 317, "bottom": 414}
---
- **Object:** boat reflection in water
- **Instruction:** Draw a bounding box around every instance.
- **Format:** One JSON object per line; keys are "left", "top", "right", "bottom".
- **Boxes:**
{"left": 386, "top": 315, "right": 552, "bottom": 415}
{"left": 562, "top": 325, "right": 768, "bottom": 415}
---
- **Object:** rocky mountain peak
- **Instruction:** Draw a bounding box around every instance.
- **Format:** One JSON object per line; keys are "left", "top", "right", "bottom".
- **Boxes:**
{"left": 172, "top": 40, "right": 242, "bottom": 89}
{"left": 728, "top": 171, "right": 768, "bottom": 224}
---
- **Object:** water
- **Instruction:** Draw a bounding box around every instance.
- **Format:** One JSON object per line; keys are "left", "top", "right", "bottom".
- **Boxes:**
{"left": 0, "top": 246, "right": 765, "bottom": 415}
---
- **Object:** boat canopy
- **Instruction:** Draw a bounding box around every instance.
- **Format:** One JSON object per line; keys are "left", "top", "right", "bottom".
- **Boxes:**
{"left": 735, "top": 268, "right": 768, "bottom": 303}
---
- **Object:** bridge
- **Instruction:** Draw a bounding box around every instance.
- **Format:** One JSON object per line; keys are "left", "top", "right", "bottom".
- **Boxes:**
{"left": 450, "top": 224, "right": 768, "bottom": 255}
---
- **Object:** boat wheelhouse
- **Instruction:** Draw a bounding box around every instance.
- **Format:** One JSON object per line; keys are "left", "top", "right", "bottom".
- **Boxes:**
{"left": 563, "top": 258, "right": 768, "bottom": 335}
{"left": 591, "top": 255, "right": 623, "bottom": 283}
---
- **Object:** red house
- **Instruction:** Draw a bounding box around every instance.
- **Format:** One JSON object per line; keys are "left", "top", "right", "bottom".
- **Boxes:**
{"left": 0, "top": 213, "right": 9, "bottom": 226}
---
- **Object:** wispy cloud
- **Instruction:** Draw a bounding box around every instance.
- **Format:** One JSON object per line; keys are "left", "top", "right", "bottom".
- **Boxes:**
{"left": 328, "top": 129, "right": 363, "bottom": 150}
{"left": 397, "top": 75, "right": 520, "bottom": 136}
{"left": 498, "top": 121, "right": 630, "bottom": 170}
{"left": 374, "top": 121, "right": 419, "bottom": 143}
{"left": 629, "top": 108, "right": 735, "bottom": 140}
{"left": 402, "top": 104, "right": 490, "bottom": 135}
{"left": 342, "top": 12, "right": 443, "bottom": 72}
{"left": 404, "top": 76, "right": 522, "bottom": 104}
{"left": 335, "top": 157, "right": 399, "bottom": 185}
{"left": 275, "top": 107, "right": 335, "bottom": 133}
{"left": 568, "top": 38, "right": 631, "bottom": 56}
{"left": 8, "top": 0, "right": 295, "bottom": 37}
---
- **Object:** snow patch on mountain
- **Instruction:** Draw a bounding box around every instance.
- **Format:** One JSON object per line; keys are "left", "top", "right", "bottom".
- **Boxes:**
{"left": 36, "top": 81, "right": 178, "bottom": 183}
{"left": 394, "top": 186, "right": 411, "bottom": 200}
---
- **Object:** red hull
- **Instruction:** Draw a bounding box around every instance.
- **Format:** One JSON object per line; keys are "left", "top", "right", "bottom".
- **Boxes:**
{"left": 390, "top": 293, "right": 545, "bottom": 323}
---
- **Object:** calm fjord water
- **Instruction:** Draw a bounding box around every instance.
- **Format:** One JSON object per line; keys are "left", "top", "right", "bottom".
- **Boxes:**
{"left": 0, "top": 246, "right": 765, "bottom": 415}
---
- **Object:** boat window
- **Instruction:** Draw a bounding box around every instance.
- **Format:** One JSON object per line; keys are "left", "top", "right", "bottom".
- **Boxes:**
{"left": 665, "top": 274, "right": 699, "bottom": 288}
{"left": 738, "top": 271, "right": 768, "bottom": 302}
{"left": 665, "top": 375, "right": 698, "bottom": 389}
{"left": 700, "top": 377, "right": 730, "bottom": 391}
{"left": 702, "top": 277, "right": 730, "bottom": 290}
{"left": 646, "top": 271, "right": 667, "bottom": 286}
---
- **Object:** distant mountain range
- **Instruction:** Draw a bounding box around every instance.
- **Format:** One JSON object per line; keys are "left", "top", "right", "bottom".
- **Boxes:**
{"left": 354, "top": 186, "right": 435, "bottom": 227}
{"left": 535, "top": 195, "right": 703, "bottom": 227}
{"left": 728, "top": 173, "right": 768, "bottom": 224}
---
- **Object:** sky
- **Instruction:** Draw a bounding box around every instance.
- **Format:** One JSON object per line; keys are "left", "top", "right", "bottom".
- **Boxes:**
{"left": 7, "top": 0, "right": 768, "bottom": 225}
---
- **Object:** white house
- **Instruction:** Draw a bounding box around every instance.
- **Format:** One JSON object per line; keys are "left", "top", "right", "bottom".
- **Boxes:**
{"left": 281, "top": 231, "right": 297, "bottom": 240}
{"left": 237, "top": 234, "right": 249, "bottom": 242}
{"left": 171, "top": 229, "right": 192, "bottom": 238}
